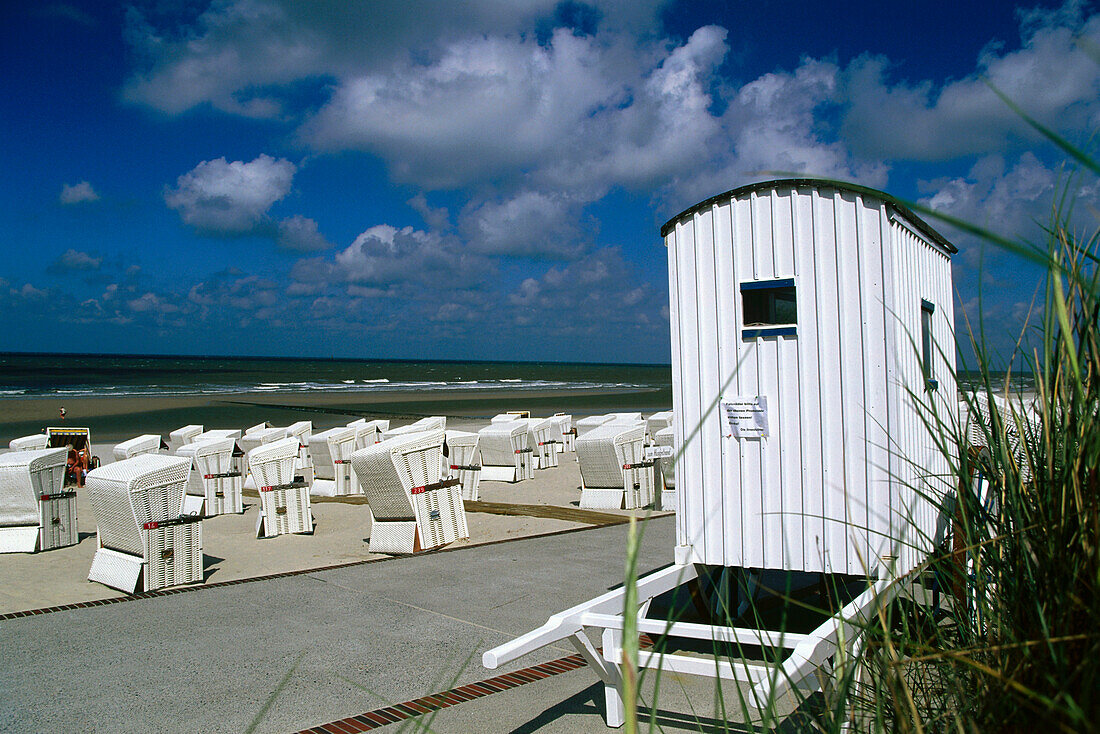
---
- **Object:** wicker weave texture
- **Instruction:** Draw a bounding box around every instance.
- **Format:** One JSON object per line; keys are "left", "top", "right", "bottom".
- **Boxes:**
{"left": 0, "top": 448, "right": 68, "bottom": 527}
{"left": 145, "top": 522, "right": 202, "bottom": 590}
{"left": 86, "top": 455, "right": 190, "bottom": 557}
{"left": 576, "top": 424, "right": 643, "bottom": 489}
{"left": 112, "top": 434, "right": 163, "bottom": 461}
{"left": 8, "top": 434, "right": 48, "bottom": 451}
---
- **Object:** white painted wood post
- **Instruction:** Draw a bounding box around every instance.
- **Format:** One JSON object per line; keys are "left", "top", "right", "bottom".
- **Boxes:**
{"left": 602, "top": 627, "right": 625, "bottom": 728}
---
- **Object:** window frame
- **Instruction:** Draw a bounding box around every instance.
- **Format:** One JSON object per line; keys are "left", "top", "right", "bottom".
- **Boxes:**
{"left": 740, "top": 278, "right": 797, "bottom": 340}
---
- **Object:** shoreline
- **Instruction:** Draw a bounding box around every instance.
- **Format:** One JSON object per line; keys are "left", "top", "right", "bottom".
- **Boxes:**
{"left": 0, "top": 386, "right": 672, "bottom": 442}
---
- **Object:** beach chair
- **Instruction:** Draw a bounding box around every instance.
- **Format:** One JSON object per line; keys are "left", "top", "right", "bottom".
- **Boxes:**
{"left": 178, "top": 438, "right": 242, "bottom": 516}
{"left": 388, "top": 416, "right": 447, "bottom": 437}
{"left": 238, "top": 426, "right": 288, "bottom": 456}
{"left": 250, "top": 437, "right": 312, "bottom": 538}
{"left": 309, "top": 425, "right": 359, "bottom": 496}
{"left": 8, "top": 434, "right": 48, "bottom": 451}
{"left": 490, "top": 413, "right": 519, "bottom": 424}
{"left": 244, "top": 422, "right": 270, "bottom": 435}
{"left": 113, "top": 434, "right": 168, "bottom": 462}
{"left": 351, "top": 429, "right": 468, "bottom": 554}
{"left": 196, "top": 429, "right": 242, "bottom": 441}
{"left": 0, "top": 447, "right": 76, "bottom": 553}
{"left": 86, "top": 454, "right": 203, "bottom": 592}
{"left": 445, "top": 430, "right": 482, "bottom": 501}
{"left": 477, "top": 421, "right": 533, "bottom": 482}
{"left": 609, "top": 412, "right": 644, "bottom": 424}
{"left": 167, "top": 425, "right": 204, "bottom": 453}
{"left": 654, "top": 426, "right": 676, "bottom": 511}
{"left": 552, "top": 414, "right": 575, "bottom": 453}
{"left": 575, "top": 414, "right": 614, "bottom": 438}
{"left": 352, "top": 422, "right": 383, "bottom": 449}
{"left": 577, "top": 423, "right": 654, "bottom": 510}
{"left": 524, "top": 417, "right": 559, "bottom": 469}
{"left": 645, "top": 411, "right": 673, "bottom": 443}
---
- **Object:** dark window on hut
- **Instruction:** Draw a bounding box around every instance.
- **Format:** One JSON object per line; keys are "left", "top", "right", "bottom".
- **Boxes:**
{"left": 741, "top": 279, "right": 796, "bottom": 338}
{"left": 921, "top": 299, "right": 937, "bottom": 391}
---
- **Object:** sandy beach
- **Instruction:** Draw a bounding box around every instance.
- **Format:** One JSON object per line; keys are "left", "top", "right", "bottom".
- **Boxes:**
{"left": 0, "top": 390, "right": 671, "bottom": 615}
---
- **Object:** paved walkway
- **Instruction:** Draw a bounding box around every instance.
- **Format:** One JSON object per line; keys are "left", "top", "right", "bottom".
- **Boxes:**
{"left": 0, "top": 515, "right": 700, "bottom": 733}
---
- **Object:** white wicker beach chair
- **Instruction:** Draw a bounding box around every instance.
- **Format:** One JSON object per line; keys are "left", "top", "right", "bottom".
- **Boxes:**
{"left": 552, "top": 414, "right": 575, "bottom": 452}
{"left": 575, "top": 414, "right": 614, "bottom": 438}
{"left": 609, "top": 412, "right": 644, "bottom": 424}
{"left": 445, "top": 430, "right": 482, "bottom": 501}
{"left": 309, "top": 425, "right": 359, "bottom": 496}
{"left": 178, "top": 438, "right": 242, "bottom": 516}
{"left": 238, "top": 426, "right": 288, "bottom": 456}
{"left": 8, "top": 434, "right": 48, "bottom": 451}
{"left": 654, "top": 426, "right": 676, "bottom": 511}
{"left": 250, "top": 437, "right": 312, "bottom": 538}
{"left": 196, "top": 429, "right": 242, "bottom": 441}
{"left": 388, "top": 416, "right": 447, "bottom": 437}
{"left": 577, "top": 423, "right": 654, "bottom": 510}
{"left": 112, "top": 434, "right": 167, "bottom": 462}
{"left": 351, "top": 429, "right": 468, "bottom": 554}
{"left": 352, "top": 422, "right": 382, "bottom": 450}
{"left": 524, "top": 418, "right": 559, "bottom": 469}
{"left": 86, "top": 454, "right": 203, "bottom": 592}
{"left": 477, "top": 421, "right": 533, "bottom": 482}
{"left": 244, "top": 422, "right": 269, "bottom": 435}
{"left": 645, "top": 411, "right": 673, "bottom": 443}
{"left": 0, "top": 448, "right": 75, "bottom": 553}
{"left": 167, "top": 425, "right": 204, "bottom": 453}
{"left": 490, "top": 413, "right": 519, "bottom": 424}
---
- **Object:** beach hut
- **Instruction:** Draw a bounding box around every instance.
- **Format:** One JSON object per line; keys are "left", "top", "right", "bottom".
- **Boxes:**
{"left": 445, "top": 430, "right": 482, "bottom": 501}
{"left": 351, "top": 429, "right": 468, "bottom": 554}
{"left": 0, "top": 448, "right": 75, "bottom": 553}
{"left": 113, "top": 434, "right": 167, "bottom": 462}
{"left": 8, "top": 434, "right": 48, "bottom": 452}
{"left": 250, "top": 437, "right": 312, "bottom": 537}
{"left": 178, "top": 437, "right": 242, "bottom": 516}
{"left": 477, "top": 422, "right": 533, "bottom": 482}
{"left": 167, "top": 424, "right": 204, "bottom": 453}
{"left": 576, "top": 422, "right": 654, "bottom": 510}
{"left": 310, "top": 425, "right": 359, "bottom": 496}
{"left": 86, "top": 454, "right": 203, "bottom": 592}
{"left": 484, "top": 179, "right": 959, "bottom": 725}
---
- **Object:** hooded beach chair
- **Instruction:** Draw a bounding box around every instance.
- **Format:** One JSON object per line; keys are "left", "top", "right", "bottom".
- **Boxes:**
{"left": 387, "top": 416, "right": 447, "bottom": 437}
{"left": 167, "top": 425, "right": 204, "bottom": 453}
{"left": 524, "top": 417, "right": 559, "bottom": 469}
{"left": 352, "top": 422, "right": 383, "bottom": 450}
{"left": 178, "top": 437, "right": 242, "bottom": 516}
{"left": 552, "top": 414, "right": 575, "bottom": 452}
{"left": 477, "top": 421, "right": 533, "bottom": 482}
{"left": 0, "top": 447, "right": 76, "bottom": 553}
{"left": 445, "top": 430, "right": 482, "bottom": 501}
{"left": 113, "top": 434, "right": 167, "bottom": 462}
{"left": 250, "top": 437, "right": 312, "bottom": 538}
{"left": 8, "top": 434, "right": 48, "bottom": 451}
{"left": 244, "top": 422, "right": 269, "bottom": 435}
{"left": 654, "top": 426, "right": 677, "bottom": 511}
{"left": 351, "top": 429, "right": 468, "bottom": 554}
{"left": 309, "top": 425, "right": 359, "bottom": 496}
{"left": 238, "top": 426, "right": 288, "bottom": 456}
{"left": 576, "top": 422, "right": 654, "bottom": 510}
{"left": 86, "top": 454, "right": 203, "bottom": 592}
{"left": 283, "top": 421, "right": 313, "bottom": 472}
{"left": 575, "top": 414, "right": 614, "bottom": 438}
{"left": 645, "top": 411, "right": 673, "bottom": 443}
{"left": 490, "top": 413, "right": 518, "bottom": 424}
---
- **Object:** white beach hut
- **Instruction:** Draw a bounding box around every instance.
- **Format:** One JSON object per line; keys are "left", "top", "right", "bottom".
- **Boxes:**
{"left": 484, "top": 179, "right": 959, "bottom": 725}
{"left": 0, "top": 448, "right": 75, "bottom": 552}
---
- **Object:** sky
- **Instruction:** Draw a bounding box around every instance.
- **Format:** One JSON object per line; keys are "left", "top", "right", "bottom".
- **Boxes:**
{"left": 2, "top": 0, "right": 1098, "bottom": 365}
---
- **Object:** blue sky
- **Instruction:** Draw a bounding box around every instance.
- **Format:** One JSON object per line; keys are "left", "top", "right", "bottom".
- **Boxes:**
{"left": 1, "top": 0, "right": 1097, "bottom": 365}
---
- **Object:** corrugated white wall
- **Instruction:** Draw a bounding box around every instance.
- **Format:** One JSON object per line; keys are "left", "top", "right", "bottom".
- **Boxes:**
{"left": 665, "top": 183, "right": 955, "bottom": 577}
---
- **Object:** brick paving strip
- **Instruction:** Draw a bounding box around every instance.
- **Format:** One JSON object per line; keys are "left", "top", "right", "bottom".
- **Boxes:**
{"left": 296, "top": 635, "right": 657, "bottom": 734}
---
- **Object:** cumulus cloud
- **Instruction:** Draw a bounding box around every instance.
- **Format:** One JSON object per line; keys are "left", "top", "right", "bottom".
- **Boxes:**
{"left": 276, "top": 215, "right": 332, "bottom": 252}
{"left": 59, "top": 181, "right": 99, "bottom": 204}
{"left": 461, "top": 190, "right": 585, "bottom": 258}
{"left": 842, "top": 4, "right": 1100, "bottom": 161}
{"left": 48, "top": 249, "right": 102, "bottom": 272}
{"left": 165, "top": 154, "right": 296, "bottom": 235}
{"left": 332, "top": 224, "right": 491, "bottom": 286}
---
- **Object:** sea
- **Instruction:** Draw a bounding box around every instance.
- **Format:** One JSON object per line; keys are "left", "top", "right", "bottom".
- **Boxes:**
{"left": 0, "top": 352, "right": 673, "bottom": 403}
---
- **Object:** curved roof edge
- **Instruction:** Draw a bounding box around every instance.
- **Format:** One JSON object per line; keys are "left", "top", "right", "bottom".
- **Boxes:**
{"left": 659, "top": 177, "right": 957, "bottom": 254}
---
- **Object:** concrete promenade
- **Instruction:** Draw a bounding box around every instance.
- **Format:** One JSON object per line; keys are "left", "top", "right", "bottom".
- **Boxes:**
{"left": 0, "top": 516, "right": 694, "bottom": 733}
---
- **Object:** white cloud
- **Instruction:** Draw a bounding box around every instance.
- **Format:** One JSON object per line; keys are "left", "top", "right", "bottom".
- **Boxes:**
{"left": 165, "top": 154, "right": 296, "bottom": 235}
{"left": 461, "top": 190, "right": 584, "bottom": 258}
{"left": 59, "top": 181, "right": 99, "bottom": 204}
{"left": 842, "top": 5, "right": 1100, "bottom": 161}
{"left": 332, "top": 224, "right": 490, "bottom": 286}
{"left": 49, "top": 249, "right": 102, "bottom": 272}
{"left": 276, "top": 215, "right": 332, "bottom": 252}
